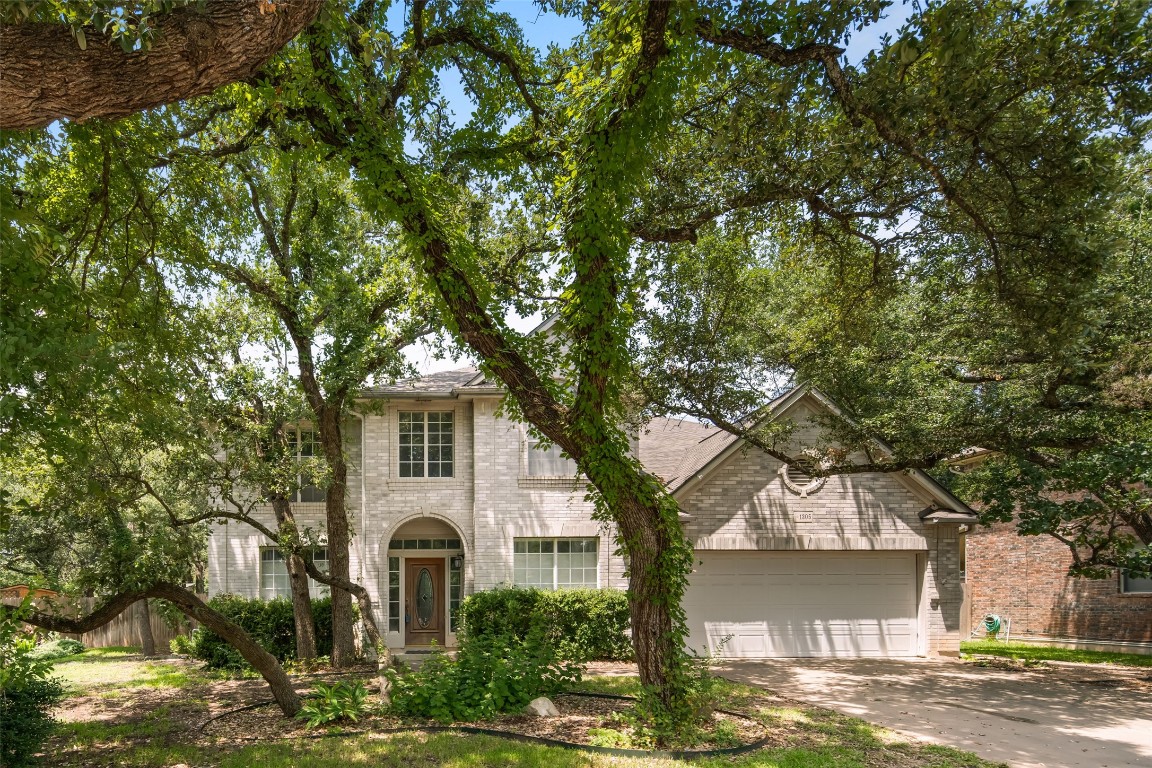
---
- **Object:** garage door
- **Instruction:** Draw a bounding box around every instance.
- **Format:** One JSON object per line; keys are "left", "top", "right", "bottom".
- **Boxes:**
{"left": 683, "top": 551, "right": 919, "bottom": 658}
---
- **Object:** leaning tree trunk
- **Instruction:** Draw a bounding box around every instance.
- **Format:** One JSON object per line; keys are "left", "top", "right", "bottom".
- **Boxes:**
{"left": 319, "top": 406, "right": 356, "bottom": 667}
{"left": 269, "top": 496, "right": 318, "bottom": 661}
{"left": 12, "top": 583, "right": 302, "bottom": 716}
{"left": 151, "top": 585, "right": 301, "bottom": 715}
{"left": 136, "top": 600, "right": 157, "bottom": 657}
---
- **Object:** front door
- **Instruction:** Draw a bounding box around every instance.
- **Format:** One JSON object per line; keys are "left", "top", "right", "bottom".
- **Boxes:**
{"left": 404, "top": 558, "right": 445, "bottom": 646}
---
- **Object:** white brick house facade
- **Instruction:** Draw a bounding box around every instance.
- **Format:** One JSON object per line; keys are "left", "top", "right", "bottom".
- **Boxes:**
{"left": 206, "top": 373, "right": 973, "bottom": 656}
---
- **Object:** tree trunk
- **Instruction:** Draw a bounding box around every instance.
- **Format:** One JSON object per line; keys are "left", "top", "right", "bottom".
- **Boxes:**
{"left": 569, "top": 442, "right": 690, "bottom": 709}
{"left": 13, "top": 583, "right": 302, "bottom": 716}
{"left": 152, "top": 585, "right": 301, "bottom": 716}
{"left": 285, "top": 551, "right": 317, "bottom": 661}
{"left": 136, "top": 599, "right": 157, "bottom": 657}
{"left": 318, "top": 406, "right": 356, "bottom": 667}
{"left": 615, "top": 496, "right": 685, "bottom": 706}
{"left": 302, "top": 558, "right": 392, "bottom": 704}
{"left": 269, "top": 496, "right": 318, "bottom": 661}
{"left": 0, "top": 0, "right": 323, "bottom": 130}
{"left": 351, "top": 175, "right": 692, "bottom": 701}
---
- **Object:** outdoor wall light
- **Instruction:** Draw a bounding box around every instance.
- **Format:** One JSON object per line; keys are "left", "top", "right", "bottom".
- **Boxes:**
{"left": 451, "top": 556, "right": 463, "bottom": 569}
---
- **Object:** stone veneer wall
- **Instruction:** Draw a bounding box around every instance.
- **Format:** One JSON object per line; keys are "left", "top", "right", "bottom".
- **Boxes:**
{"left": 967, "top": 521, "right": 1152, "bottom": 643}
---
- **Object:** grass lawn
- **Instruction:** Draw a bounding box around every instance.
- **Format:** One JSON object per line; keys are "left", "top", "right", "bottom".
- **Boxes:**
{"left": 45, "top": 651, "right": 1007, "bottom": 768}
{"left": 53, "top": 646, "right": 208, "bottom": 696}
{"left": 961, "top": 639, "right": 1152, "bottom": 667}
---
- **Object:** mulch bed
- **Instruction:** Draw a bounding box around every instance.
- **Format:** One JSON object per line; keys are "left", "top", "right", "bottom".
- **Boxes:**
{"left": 201, "top": 685, "right": 767, "bottom": 752}
{"left": 53, "top": 658, "right": 770, "bottom": 759}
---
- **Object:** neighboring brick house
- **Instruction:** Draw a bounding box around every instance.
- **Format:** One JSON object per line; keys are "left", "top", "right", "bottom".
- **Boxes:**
{"left": 967, "top": 521, "right": 1152, "bottom": 644}
{"left": 207, "top": 372, "right": 976, "bottom": 657}
{"left": 0, "top": 584, "right": 64, "bottom": 606}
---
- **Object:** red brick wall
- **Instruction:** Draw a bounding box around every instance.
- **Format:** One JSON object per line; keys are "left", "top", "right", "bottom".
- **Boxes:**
{"left": 967, "top": 522, "right": 1152, "bottom": 643}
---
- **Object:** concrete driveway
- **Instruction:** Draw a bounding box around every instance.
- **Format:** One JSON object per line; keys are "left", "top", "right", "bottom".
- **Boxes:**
{"left": 714, "top": 657, "right": 1152, "bottom": 768}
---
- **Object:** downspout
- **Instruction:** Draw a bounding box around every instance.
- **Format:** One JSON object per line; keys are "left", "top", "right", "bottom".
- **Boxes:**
{"left": 223, "top": 518, "right": 229, "bottom": 594}
{"left": 348, "top": 408, "right": 373, "bottom": 651}
{"left": 352, "top": 410, "right": 367, "bottom": 588}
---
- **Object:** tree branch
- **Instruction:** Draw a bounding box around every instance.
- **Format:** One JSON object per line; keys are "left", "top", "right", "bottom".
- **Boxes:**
{"left": 694, "top": 17, "right": 842, "bottom": 65}
{"left": 694, "top": 16, "right": 1007, "bottom": 285}
{"left": 8, "top": 582, "right": 303, "bottom": 715}
{"left": 0, "top": 0, "right": 323, "bottom": 130}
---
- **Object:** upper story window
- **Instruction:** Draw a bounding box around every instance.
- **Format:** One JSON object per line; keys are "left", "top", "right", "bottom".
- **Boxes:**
{"left": 525, "top": 436, "right": 578, "bottom": 477}
{"left": 399, "top": 411, "right": 454, "bottom": 478}
{"left": 289, "top": 428, "right": 325, "bottom": 502}
{"left": 260, "top": 547, "right": 330, "bottom": 599}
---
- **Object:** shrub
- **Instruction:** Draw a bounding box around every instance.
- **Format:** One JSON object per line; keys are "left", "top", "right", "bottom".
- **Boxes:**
{"left": 388, "top": 631, "right": 581, "bottom": 722}
{"left": 624, "top": 645, "right": 733, "bottom": 748}
{"left": 189, "top": 595, "right": 336, "bottom": 669}
{"left": 1, "top": 677, "right": 66, "bottom": 767}
{"left": 459, "top": 587, "right": 631, "bottom": 661}
{"left": 1, "top": 600, "right": 66, "bottom": 767}
{"left": 297, "top": 681, "right": 372, "bottom": 728}
{"left": 169, "top": 634, "right": 193, "bottom": 656}
{"left": 28, "top": 636, "right": 84, "bottom": 661}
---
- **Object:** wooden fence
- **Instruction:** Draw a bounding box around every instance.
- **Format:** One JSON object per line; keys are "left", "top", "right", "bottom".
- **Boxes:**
{"left": 65, "top": 596, "right": 205, "bottom": 651}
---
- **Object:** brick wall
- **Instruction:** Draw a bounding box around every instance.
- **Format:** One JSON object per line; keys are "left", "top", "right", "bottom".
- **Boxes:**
{"left": 677, "top": 399, "right": 965, "bottom": 655}
{"left": 471, "top": 398, "right": 627, "bottom": 593}
{"left": 208, "top": 391, "right": 971, "bottom": 654}
{"left": 967, "top": 521, "right": 1152, "bottom": 642}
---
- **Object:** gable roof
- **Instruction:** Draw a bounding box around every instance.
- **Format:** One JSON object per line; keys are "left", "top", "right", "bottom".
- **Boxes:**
{"left": 362, "top": 370, "right": 973, "bottom": 517}
{"left": 638, "top": 416, "right": 729, "bottom": 485}
{"left": 668, "top": 383, "right": 974, "bottom": 515}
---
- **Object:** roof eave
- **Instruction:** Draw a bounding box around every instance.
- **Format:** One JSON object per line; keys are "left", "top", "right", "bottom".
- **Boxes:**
{"left": 918, "top": 506, "right": 979, "bottom": 524}
{"left": 359, "top": 390, "right": 460, "bottom": 400}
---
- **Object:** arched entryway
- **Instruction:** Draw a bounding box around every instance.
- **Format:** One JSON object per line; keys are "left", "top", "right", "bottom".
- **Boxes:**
{"left": 384, "top": 517, "right": 466, "bottom": 648}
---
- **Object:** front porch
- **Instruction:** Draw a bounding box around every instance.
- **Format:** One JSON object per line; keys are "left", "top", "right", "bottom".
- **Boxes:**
{"left": 382, "top": 517, "right": 465, "bottom": 650}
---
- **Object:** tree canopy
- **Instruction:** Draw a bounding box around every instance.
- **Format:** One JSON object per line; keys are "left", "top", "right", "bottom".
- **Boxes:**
{"left": 3, "top": 0, "right": 1151, "bottom": 741}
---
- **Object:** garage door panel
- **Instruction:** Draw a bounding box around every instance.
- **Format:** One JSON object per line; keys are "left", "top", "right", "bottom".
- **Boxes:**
{"left": 685, "top": 552, "right": 919, "bottom": 658}
{"left": 760, "top": 557, "right": 798, "bottom": 575}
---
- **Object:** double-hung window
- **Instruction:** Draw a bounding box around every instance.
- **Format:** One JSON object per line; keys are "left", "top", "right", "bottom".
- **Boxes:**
{"left": 525, "top": 436, "right": 578, "bottom": 477}
{"left": 513, "top": 538, "right": 598, "bottom": 589}
{"left": 260, "top": 547, "right": 330, "bottom": 599}
{"left": 398, "top": 411, "right": 454, "bottom": 477}
{"left": 289, "top": 428, "right": 325, "bottom": 502}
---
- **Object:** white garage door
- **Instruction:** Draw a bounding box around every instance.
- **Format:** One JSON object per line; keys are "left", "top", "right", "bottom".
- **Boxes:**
{"left": 683, "top": 551, "right": 919, "bottom": 658}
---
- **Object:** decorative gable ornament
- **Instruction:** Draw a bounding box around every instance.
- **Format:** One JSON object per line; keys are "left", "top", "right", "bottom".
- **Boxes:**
{"left": 779, "top": 450, "right": 828, "bottom": 498}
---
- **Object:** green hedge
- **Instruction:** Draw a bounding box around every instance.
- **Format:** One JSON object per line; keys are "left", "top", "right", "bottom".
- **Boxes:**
{"left": 1, "top": 676, "right": 65, "bottom": 768}
{"left": 189, "top": 595, "right": 335, "bottom": 669}
{"left": 459, "top": 587, "right": 632, "bottom": 661}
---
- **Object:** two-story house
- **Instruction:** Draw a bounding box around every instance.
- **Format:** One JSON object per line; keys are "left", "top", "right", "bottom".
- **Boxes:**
{"left": 207, "top": 371, "right": 976, "bottom": 657}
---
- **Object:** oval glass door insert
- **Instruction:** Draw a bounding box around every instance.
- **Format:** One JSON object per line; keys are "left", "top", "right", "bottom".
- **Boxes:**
{"left": 415, "top": 568, "right": 435, "bottom": 628}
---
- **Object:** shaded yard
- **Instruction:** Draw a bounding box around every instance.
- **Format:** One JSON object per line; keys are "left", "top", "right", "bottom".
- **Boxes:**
{"left": 46, "top": 650, "right": 1006, "bottom": 767}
